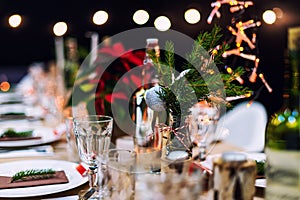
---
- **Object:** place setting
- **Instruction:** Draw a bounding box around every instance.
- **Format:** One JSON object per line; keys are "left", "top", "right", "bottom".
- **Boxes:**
{"left": 0, "top": 159, "right": 88, "bottom": 198}
{"left": 0, "top": 123, "right": 61, "bottom": 148}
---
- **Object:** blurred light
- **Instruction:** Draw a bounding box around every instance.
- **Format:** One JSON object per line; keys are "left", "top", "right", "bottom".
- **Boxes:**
{"left": 8, "top": 14, "right": 22, "bottom": 28}
{"left": 0, "top": 81, "right": 10, "bottom": 92}
{"left": 154, "top": 16, "right": 171, "bottom": 31}
{"left": 133, "top": 10, "right": 149, "bottom": 25}
{"left": 262, "top": 10, "right": 276, "bottom": 24}
{"left": 93, "top": 10, "right": 109, "bottom": 25}
{"left": 278, "top": 115, "right": 285, "bottom": 122}
{"left": 226, "top": 67, "right": 233, "bottom": 74}
{"left": 273, "top": 7, "right": 283, "bottom": 19}
{"left": 292, "top": 110, "right": 299, "bottom": 117}
{"left": 288, "top": 116, "right": 296, "bottom": 123}
{"left": 184, "top": 8, "right": 201, "bottom": 24}
{"left": 53, "top": 22, "right": 68, "bottom": 36}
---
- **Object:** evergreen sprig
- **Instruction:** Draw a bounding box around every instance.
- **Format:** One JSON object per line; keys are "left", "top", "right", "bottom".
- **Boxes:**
{"left": 11, "top": 169, "right": 56, "bottom": 182}
{"left": 151, "top": 25, "right": 252, "bottom": 119}
{"left": 0, "top": 128, "right": 33, "bottom": 138}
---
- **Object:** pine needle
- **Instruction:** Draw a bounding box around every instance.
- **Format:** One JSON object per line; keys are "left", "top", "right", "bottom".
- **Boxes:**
{"left": 151, "top": 25, "right": 252, "bottom": 119}
{"left": 0, "top": 128, "right": 33, "bottom": 138}
{"left": 11, "top": 169, "right": 56, "bottom": 183}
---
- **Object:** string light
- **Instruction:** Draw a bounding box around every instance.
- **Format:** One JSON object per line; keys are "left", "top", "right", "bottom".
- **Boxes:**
{"left": 225, "top": 66, "right": 244, "bottom": 84}
{"left": 252, "top": 33, "right": 257, "bottom": 44}
{"left": 227, "top": 19, "right": 260, "bottom": 50}
{"left": 226, "top": 93, "right": 252, "bottom": 101}
{"left": 259, "top": 73, "right": 273, "bottom": 93}
{"left": 208, "top": 0, "right": 254, "bottom": 24}
{"left": 249, "top": 58, "right": 260, "bottom": 82}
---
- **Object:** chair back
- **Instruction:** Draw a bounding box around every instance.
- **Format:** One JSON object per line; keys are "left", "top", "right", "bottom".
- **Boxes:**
{"left": 216, "top": 101, "right": 268, "bottom": 152}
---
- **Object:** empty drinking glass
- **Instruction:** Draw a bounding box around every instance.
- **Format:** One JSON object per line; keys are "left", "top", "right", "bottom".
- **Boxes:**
{"left": 73, "top": 115, "right": 113, "bottom": 199}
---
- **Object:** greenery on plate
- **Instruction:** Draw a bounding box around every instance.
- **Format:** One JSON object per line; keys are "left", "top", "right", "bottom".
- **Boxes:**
{"left": 2, "top": 112, "right": 25, "bottom": 116}
{"left": 0, "top": 128, "right": 33, "bottom": 138}
{"left": 11, "top": 169, "right": 56, "bottom": 183}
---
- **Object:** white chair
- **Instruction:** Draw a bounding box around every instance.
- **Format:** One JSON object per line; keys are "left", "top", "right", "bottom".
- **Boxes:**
{"left": 216, "top": 101, "right": 268, "bottom": 152}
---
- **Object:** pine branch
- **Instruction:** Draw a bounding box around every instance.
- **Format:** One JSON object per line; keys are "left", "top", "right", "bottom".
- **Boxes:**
{"left": 0, "top": 128, "right": 33, "bottom": 138}
{"left": 152, "top": 26, "right": 252, "bottom": 119}
{"left": 11, "top": 169, "right": 56, "bottom": 183}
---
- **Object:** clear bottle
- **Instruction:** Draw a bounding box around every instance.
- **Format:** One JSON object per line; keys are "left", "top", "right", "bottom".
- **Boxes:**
{"left": 131, "top": 38, "right": 166, "bottom": 173}
{"left": 64, "top": 37, "right": 79, "bottom": 89}
{"left": 132, "top": 38, "right": 161, "bottom": 152}
{"left": 265, "top": 27, "right": 300, "bottom": 199}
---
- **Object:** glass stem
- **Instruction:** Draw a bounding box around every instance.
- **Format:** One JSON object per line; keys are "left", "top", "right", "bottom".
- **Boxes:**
{"left": 88, "top": 165, "right": 98, "bottom": 188}
{"left": 198, "top": 141, "right": 207, "bottom": 161}
{"left": 98, "top": 162, "right": 109, "bottom": 198}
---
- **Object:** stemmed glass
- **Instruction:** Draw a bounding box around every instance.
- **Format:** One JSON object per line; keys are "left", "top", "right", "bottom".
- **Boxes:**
{"left": 73, "top": 115, "right": 113, "bottom": 199}
{"left": 189, "top": 102, "right": 220, "bottom": 161}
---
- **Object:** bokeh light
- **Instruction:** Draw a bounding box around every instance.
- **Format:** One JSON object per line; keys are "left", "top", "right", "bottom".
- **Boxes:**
{"left": 184, "top": 9, "right": 201, "bottom": 24}
{"left": 93, "top": 10, "right": 109, "bottom": 25}
{"left": 273, "top": 7, "right": 283, "bottom": 19}
{"left": 262, "top": 10, "right": 276, "bottom": 24}
{"left": 133, "top": 10, "right": 149, "bottom": 25}
{"left": 154, "top": 16, "right": 171, "bottom": 31}
{"left": 0, "top": 81, "right": 10, "bottom": 92}
{"left": 53, "top": 22, "right": 68, "bottom": 36}
{"left": 8, "top": 14, "right": 22, "bottom": 28}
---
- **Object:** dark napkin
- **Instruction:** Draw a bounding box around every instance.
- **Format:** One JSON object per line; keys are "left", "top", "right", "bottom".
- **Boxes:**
{"left": 0, "top": 171, "right": 69, "bottom": 189}
{"left": 0, "top": 136, "right": 42, "bottom": 141}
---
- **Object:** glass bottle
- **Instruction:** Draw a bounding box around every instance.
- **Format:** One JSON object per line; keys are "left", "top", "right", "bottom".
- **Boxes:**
{"left": 265, "top": 27, "right": 300, "bottom": 199}
{"left": 131, "top": 38, "right": 166, "bottom": 173}
{"left": 64, "top": 37, "right": 79, "bottom": 90}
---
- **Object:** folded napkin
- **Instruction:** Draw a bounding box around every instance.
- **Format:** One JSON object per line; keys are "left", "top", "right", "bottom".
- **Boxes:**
{"left": 0, "top": 171, "right": 69, "bottom": 189}
{"left": 0, "top": 136, "right": 41, "bottom": 141}
{"left": 0, "top": 145, "right": 54, "bottom": 158}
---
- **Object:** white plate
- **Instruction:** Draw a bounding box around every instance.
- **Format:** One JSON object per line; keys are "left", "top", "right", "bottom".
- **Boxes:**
{"left": 0, "top": 160, "right": 88, "bottom": 198}
{"left": 0, "top": 104, "right": 26, "bottom": 115}
{"left": 0, "top": 92, "right": 23, "bottom": 104}
{"left": 0, "top": 104, "right": 44, "bottom": 118}
{"left": 0, "top": 125, "right": 61, "bottom": 147}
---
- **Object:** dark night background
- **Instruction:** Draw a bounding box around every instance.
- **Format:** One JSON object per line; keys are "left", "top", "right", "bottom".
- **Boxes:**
{"left": 0, "top": 0, "right": 299, "bottom": 117}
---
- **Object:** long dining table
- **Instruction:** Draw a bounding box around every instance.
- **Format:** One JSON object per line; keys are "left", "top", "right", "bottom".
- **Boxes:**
{"left": 0, "top": 129, "right": 265, "bottom": 200}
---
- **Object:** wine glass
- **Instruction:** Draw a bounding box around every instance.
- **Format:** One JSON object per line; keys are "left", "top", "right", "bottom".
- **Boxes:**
{"left": 73, "top": 115, "right": 113, "bottom": 199}
{"left": 189, "top": 101, "right": 220, "bottom": 161}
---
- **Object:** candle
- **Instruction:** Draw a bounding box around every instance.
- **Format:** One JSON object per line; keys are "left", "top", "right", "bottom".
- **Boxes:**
{"left": 86, "top": 32, "right": 99, "bottom": 66}
{"left": 54, "top": 36, "right": 65, "bottom": 71}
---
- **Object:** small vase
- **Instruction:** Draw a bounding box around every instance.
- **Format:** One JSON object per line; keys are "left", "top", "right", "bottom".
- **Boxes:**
{"left": 163, "top": 114, "right": 193, "bottom": 161}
